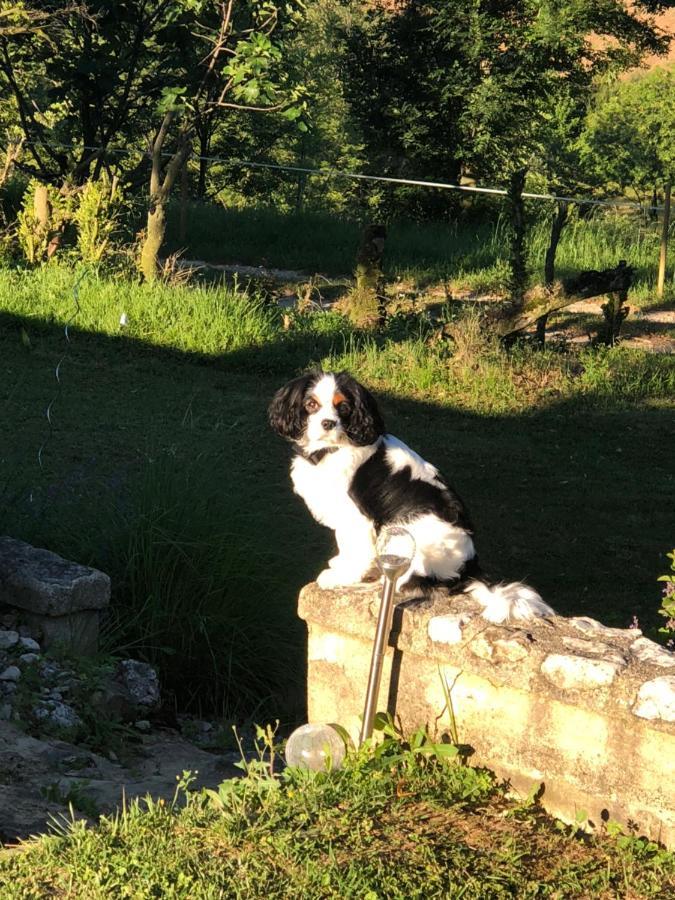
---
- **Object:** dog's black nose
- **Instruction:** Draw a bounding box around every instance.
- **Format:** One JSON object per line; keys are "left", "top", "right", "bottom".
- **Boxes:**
{"left": 321, "top": 419, "right": 337, "bottom": 431}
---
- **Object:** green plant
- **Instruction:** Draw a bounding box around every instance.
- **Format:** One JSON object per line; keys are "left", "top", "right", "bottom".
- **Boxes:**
{"left": 658, "top": 550, "right": 675, "bottom": 647}
{"left": 16, "top": 179, "right": 72, "bottom": 264}
{"left": 73, "top": 175, "right": 125, "bottom": 265}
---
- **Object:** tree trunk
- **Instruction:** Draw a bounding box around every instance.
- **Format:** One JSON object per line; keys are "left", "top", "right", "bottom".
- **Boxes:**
{"left": 197, "top": 129, "right": 210, "bottom": 199}
{"left": 349, "top": 224, "right": 387, "bottom": 327}
{"left": 537, "top": 201, "right": 569, "bottom": 344}
{"left": 657, "top": 181, "right": 672, "bottom": 300}
{"left": 508, "top": 168, "right": 528, "bottom": 310}
{"left": 139, "top": 112, "right": 191, "bottom": 282}
{"left": 494, "top": 261, "right": 634, "bottom": 338}
{"left": 140, "top": 202, "right": 167, "bottom": 282}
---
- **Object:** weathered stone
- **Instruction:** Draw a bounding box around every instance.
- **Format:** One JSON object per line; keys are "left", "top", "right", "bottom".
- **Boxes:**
{"left": 300, "top": 580, "right": 675, "bottom": 848}
{"left": 428, "top": 614, "right": 466, "bottom": 645}
{"left": 0, "top": 630, "right": 18, "bottom": 650}
{"left": 569, "top": 616, "right": 638, "bottom": 641}
{"left": 0, "top": 666, "right": 21, "bottom": 682}
{"left": 0, "top": 537, "right": 110, "bottom": 616}
{"left": 541, "top": 654, "right": 622, "bottom": 690}
{"left": 94, "top": 660, "right": 160, "bottom": 722}
{"left": 633, "top": 676, "right": 675, "bottom": 722}
{"left": 19, "top": 653, "right": 40, "bottom": 665}
{"left": 34, "top": 701, "right": 83, "bottom": 731}
{"left": 19, "top": 635, "right": 40, "bottom": 653}
{"left": 0, "top": 703, "right": 11, "bottom": 721}
{"left": 134, "top": 719, "right": 152, "bottom": 732}
{"left": 630, "top": 637, "right": 675, "bottom": 669}
{"left": 27, "top": 609, "right": 101, "bottom": 655}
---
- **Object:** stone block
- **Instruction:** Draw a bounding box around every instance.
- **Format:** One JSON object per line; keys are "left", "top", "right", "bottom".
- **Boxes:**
{"left": 0, "top": 537, "right": 111, "bottom": 655}
{"left": 299, "top": 581, "right": 675, "bottom": 848}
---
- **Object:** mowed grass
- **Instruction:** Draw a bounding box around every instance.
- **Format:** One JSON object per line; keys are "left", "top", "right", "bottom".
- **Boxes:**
{"left": 1, "top": 735, "right": 674, "bottom": 899}
{"left": 165, "top": 201, "right": 674, "bottom": 305}
{"left": 1, "top": 264, "right": 674, "bottom": 720}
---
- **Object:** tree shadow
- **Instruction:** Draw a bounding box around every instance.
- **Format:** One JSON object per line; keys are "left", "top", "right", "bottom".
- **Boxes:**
{"left": 1, "top": 307, "right": 672, "bottom": 722}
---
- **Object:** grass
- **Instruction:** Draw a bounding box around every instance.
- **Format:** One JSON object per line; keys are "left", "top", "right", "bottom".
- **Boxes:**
{"left": 1, "top": 263, "right": 673, "bottom": 725}
{"left": 166, "top": 201, "right": 674, "bottom": 306}
{"left": 0, "top": 729, "right": 673, "bottom": 898}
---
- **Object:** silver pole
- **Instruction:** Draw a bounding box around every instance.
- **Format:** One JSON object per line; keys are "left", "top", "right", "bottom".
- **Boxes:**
{"left": 359, "top": 559, "right": 410, "bottom": 747}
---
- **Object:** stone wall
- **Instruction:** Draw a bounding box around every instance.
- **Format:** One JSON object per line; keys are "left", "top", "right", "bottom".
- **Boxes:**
{"left": 299, "top": 583, "right": 675, "bottom": 847}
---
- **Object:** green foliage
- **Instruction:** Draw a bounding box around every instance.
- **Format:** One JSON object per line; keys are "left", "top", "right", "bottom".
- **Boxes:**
{"left": 16, "top": 179, "right": 71, "bottom": 264}
{"left": 581, "top": 66, "right": 675, "bottom": 192}
{"left": 73, "top": 175, "right": 125, "bottom": 265}
{"left": 1, "top": 727, "right": 674, "bottom": 897}
{"left": 657, "top": 550, "right": 675, "bottom": 643}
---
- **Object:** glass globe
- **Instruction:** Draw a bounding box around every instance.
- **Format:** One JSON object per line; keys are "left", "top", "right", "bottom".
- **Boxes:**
{"left": 285, "top": 723, "right": 346, "bottom": 772}
{"left": 376, "top": 525, "right": 416, "bottom": 579}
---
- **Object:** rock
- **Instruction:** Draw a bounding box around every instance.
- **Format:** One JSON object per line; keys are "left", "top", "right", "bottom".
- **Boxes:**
{"left": 569, "top": 617, "right": 639, "bottom": 641}
{"left": 428, "top": 614, "right": 467, "bottom": 645}
{"left": 0, "top": 536, "right": 110, "bottom": 616}
{"left": 95, "top": 660, "right": 160, "bottom": 722}
{"left": 630, "top": 638, "right": 675, "bottom": 669}
{"left": 540, "top": 654, "right": 623, "bottom": 690}
{"left": 19, "top": 653, "right": 40, "bottom": 665}
{"left": 134, "top": 719, "right": 151, "bottom": 732}
{"left": 34, "top": 701, "right": 83, "bottom": 731}
{"left": 632, "top": 676, "right": 675, "bottom": 722}
{"left": 0, "top": 613, "right": 17, "bottom": 629}
{"left": 0, "top": 703, "right": 11, "bottom": 720}
{"left": 0, "top": 666, "right": 21, "bottom": 682}
{"left": 19, "top": 636, "right": 40, "bottom": 652}
{"left": 0, "top": 630, "right": 19, "bottom": 650}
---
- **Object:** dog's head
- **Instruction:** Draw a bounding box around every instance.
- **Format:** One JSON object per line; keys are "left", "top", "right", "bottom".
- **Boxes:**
{"left": 268, "top": 371, "right": 385, "bottom": 452}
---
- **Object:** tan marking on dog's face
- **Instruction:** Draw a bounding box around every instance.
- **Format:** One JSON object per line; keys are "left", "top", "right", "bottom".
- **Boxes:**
{"left": 333, "top": 392, "right": 347, "bottom": 409}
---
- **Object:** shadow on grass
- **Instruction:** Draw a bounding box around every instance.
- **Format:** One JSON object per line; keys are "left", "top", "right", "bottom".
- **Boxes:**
{"left": 1, "top": 309, "right": 673, "bottom": 722}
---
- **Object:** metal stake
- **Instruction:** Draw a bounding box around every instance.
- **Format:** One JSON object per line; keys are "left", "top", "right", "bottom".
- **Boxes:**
{"left": 359, "top": 560, "right": 408, "bottom": 747}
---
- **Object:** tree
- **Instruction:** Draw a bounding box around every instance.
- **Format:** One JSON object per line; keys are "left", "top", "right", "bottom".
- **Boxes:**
{"left": 139, "top": 0, "right": 305, "bottom": 281}
{"left": 339, "top": 1, "right": 670, "bottom": 220}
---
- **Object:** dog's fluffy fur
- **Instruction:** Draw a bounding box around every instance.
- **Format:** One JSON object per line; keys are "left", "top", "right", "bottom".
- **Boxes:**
{"left": 269, "top": 370, "right": 555, "bottom": 624}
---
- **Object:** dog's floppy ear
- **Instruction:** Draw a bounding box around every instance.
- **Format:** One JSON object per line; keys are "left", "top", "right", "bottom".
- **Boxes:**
{"left": 268, "top": 371, "right": 318, "bottom": 442}
{"left": 336, "top": 372, "right": 385, "bottom": 446}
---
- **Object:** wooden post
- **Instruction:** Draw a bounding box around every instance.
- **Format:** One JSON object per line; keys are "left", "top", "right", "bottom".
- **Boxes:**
{"left": 179, "top": 158, "right": 189, "bottom": 245}
{"left": 508, "top": 168, "right": 528, "bottom": 310}
{"left": 657, "top": 181, "right": 672, "bottom": 299}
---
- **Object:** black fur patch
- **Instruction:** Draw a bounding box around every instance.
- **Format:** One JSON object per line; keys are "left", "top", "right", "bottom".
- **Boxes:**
{"left": 348, "top": 444, "right": 474, "bottom": 533}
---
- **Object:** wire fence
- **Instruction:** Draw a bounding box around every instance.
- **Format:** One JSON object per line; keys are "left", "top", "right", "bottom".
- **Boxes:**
{"left": 5, "top": 138, "right": 669, "bottom": 214}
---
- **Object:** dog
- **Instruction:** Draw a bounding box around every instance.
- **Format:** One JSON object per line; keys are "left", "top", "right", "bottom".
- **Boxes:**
{"left": 269, "top": 370, "right": 555, "bottom": 624}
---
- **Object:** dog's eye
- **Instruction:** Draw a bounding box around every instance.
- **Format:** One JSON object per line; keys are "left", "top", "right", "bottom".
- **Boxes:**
{"left": 305, "top": 398, "right": 319, "bottom": 413}
{"left": 336, "top": 401, "right": 350, "bottom": 416}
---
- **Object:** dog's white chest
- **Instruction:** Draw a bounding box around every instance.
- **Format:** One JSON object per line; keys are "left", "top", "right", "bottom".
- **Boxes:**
{"left": 290, "top": 448, "right": 373, "bottom": 530}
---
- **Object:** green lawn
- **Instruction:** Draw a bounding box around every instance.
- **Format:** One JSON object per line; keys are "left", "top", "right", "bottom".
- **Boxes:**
{"left": 1, "top": 731, "right": 673, "bottom": 898}
{"left": 1, "top": 264, "right": 673, "bottom": 723}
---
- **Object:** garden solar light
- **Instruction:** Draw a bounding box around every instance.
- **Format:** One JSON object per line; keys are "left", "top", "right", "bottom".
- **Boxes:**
{"left": 284, "top": 723, "right": 346, "bottom": 771}
{"left": 359, "top": 526, "right": 416, "bottom": 747}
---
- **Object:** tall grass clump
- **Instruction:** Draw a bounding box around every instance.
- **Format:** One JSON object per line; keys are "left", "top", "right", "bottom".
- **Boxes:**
{"left": 82, "top": 454, "right": 303, "bottom": 719}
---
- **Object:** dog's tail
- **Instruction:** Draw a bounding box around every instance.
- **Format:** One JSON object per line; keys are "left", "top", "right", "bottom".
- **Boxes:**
{"left": 465, "top": 579, "right": 556, "bottom": 624}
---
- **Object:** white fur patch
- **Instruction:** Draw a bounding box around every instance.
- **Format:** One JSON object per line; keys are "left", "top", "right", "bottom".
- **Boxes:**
{"left": 466, "top": 580, "right": 556, "bottom": 624}
{"left": 383, "top": 435, "right": 445, "bottom": 489}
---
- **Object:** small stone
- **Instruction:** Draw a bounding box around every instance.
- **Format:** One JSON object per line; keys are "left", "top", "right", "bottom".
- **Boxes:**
{"left": 48, "top": 691, "right": 63, "bottom": 702}
{"left": 541, "top": 654, "right": 622, "bottom": 690}
{"left": 569, "top": 617, "right": 638, "bottom": 640}
{"left": 134, "top": 719, "right": 151, "bottom": 732}
{"left": 0, "top": 666, "right": 21, "bottom": 682}
{"left": 1, "top": 682, "right": 17, "bottom": 695}
{"left": 561, "top": 636, "right": 626, "bottom": 666}
{"left": 428, "top": 614, "right": 467, "bottom": 645}
{"left": 632, "top": 676, "right": 675, "bottom": 722}
{"left": 18, "top": 626, "right": 36, "bottom": 640}
{"left": 493, "top": 637, "right": 530, "bottom": 662}
{"left": 470, "top": 635, "right": 494, "bottom": 661}
{"left": 34, "top": 701, "right": 82, "bottom": 730}
{"left": 18, "top": 653, "right": 40, "bottom": 665}
{"left": 630, "top": 638, "right": 675, "bottom": 669}
{"left": 0, "top": 631, "right": 19, "bottom": 650}
{"left": 18, "top": 636, "right": 40, "bottom": 652}
{"left": 0, "top": 703, "right": 12, "bottom": 720}
{"left": 0, "top": 613, "right": 17, "bottom": 629}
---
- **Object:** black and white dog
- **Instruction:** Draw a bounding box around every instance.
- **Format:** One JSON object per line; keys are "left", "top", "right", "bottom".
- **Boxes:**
{"left": 269, "top": 370, "right": 555, "bottom": 624}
